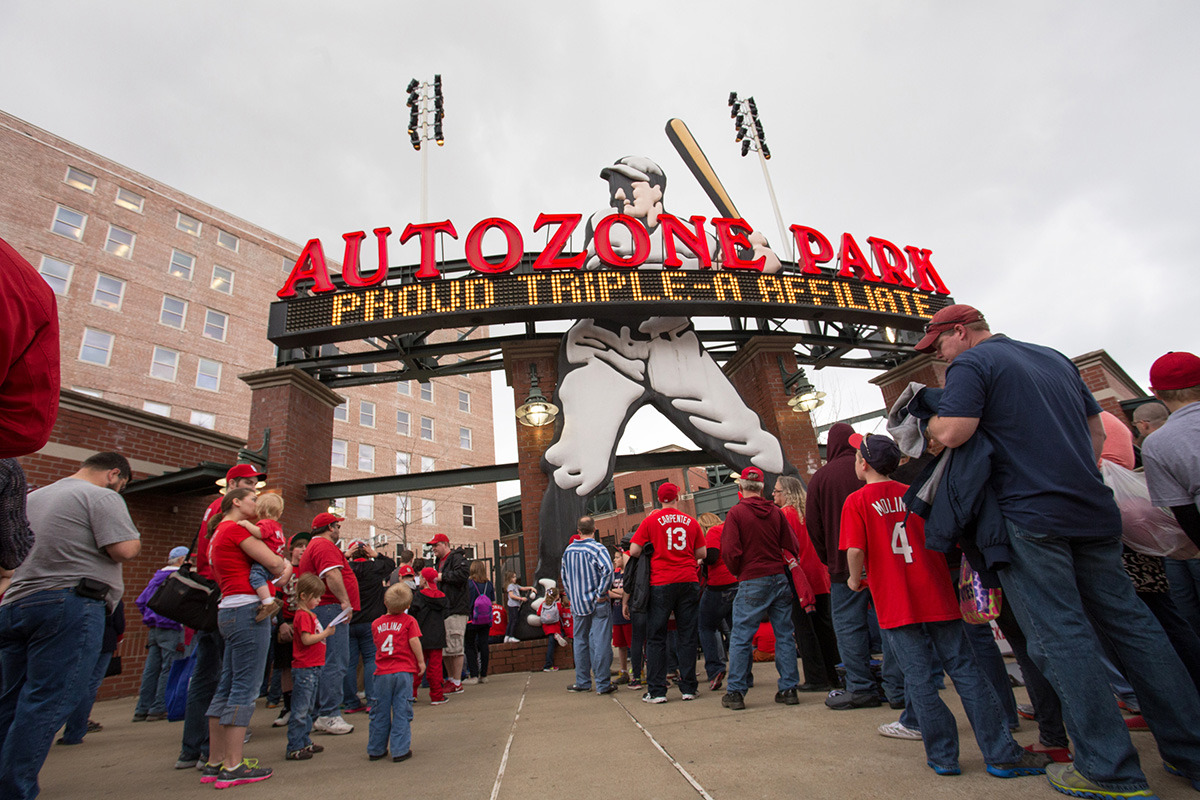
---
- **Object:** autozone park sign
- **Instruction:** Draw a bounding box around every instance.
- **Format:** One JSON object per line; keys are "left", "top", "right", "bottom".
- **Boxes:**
{"left": 268, "top": 215, "right": 952, "bottom": 349}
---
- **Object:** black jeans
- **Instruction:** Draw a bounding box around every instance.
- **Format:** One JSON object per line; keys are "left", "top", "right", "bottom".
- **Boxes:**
{"left": 464, "top": 623, "right": 491, "bottom": 678}
{"left": 630, "top": 611, "right": 648, "bottom": 679}
{"left": 794, "top": 593, "right": 840, "bottom": 687}
{"left": 647, "top": 582, "right": 701, "bottom": 697}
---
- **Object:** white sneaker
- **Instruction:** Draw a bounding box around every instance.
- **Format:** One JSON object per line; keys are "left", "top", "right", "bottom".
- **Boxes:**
{"left": 503, "top": 636, "right": 518, "bottom": 643}
{"left": 641, "top": 692, "right": 667, "bottom": 704}
{"left": 554, "top": 634, "right": 567, "bottom": 646}
{"left": 272, "top": 711, "right": 290, "bottom": 727}
{"left": 878, "top": 721, "right": 922, "bottom": 740}
{"left": 313, "top": 715, "right": 354, "bottom": 735}
{"left": 680, "top": 693, "right": 697, "bottom": 701}
{"left": 463, "top": 677, "right": 480, "bottom": 685}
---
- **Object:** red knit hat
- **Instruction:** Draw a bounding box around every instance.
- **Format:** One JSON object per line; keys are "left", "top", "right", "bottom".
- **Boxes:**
{"left": 1150, "top": 352, "right": 1200, "bottom": 391}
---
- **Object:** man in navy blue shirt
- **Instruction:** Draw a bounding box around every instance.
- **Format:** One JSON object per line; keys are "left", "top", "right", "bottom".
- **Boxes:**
{"left": 922, "top": 305, "right": 1200, "bottom": 798}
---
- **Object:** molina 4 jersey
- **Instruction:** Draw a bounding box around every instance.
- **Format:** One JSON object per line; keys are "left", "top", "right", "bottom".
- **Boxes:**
{"left": 838, "top": 481, "right": 958, "bottom": 629}
{"left": 632, "top": 509, "right": 704, "bottom": 585}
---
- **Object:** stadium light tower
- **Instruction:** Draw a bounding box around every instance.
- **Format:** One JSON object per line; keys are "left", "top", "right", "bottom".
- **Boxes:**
{"left": 406, "top": 74, "right": 445, "bottom": 222}
{"left": 727, "top": 91, "right": 792, "bottom": 262}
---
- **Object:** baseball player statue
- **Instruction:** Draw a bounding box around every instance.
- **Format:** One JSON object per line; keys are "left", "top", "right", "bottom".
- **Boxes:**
{"left": 534, "top": 155, "right": 796, "bottom": 578}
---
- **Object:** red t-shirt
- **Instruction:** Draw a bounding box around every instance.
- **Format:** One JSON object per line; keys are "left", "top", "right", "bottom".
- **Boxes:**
{"left": 298, "top": 536, "right": 361, "bottom": 610}
{"left": 258, "top": 519, "right": 286, "bottom": 557}
{"left": 209, "top": 520, "right": 255, "bottom": 597}
{"left": 704, "top": 524, "right": 738, "bottom": 586}
{"left": 632, "top": 508, "right": 704, "bottom": 586}
{"left": 781, "top": 506, "right": 832, "bottom": 596}
{"left": 195, "top": 495, "right": 225, "bottom": 580}
{"left": 373, "top": 613, "right": 422, "bottom": 675}
{"left": 838, "top": 481, "right": 958, "bottom": 629}
{"left": 292, "top": 609, "right": 326, "bottom": 668}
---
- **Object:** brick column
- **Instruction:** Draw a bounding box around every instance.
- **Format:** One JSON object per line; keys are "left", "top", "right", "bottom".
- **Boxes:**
{"left": 869, "top": 353, "right": 948, "bottom": 411}
{"left": 724, "top": 337, "right": 823, "bottom": 480}
{"left": 240, "top": 367, "right": 344, "bottom": 535}
{"left": 502, "top": 340, "right": 561, "bottom": 582}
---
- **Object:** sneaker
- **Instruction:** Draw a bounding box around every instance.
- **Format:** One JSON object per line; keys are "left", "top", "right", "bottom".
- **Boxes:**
{"left": 144, "top": 712, "right": 168, "bottom": 721}
{"left": 131, "top": 713, "right": 147, "bottom": 722}
{"left": 1046, "top": 763, "right": 1157, "bottom": 798}
{"left": 616, "top": 671, "right": 630, "bottom": 685}
{"left": 878, "top": 721, "right": 922, "bottom": 740}
{"left": 175, "top": 758, "right": 199, "bottom": 770}
{"left": 1017, "top": 703, "right": 1036, "bottom": 720}
{"left": 825, "top": 689, "right": 881, "bottom": 710}
{"left": 927, "top": 760, "right": 961, "bottom": 776}
{"left": 987, "top": 749, "right": 1052, "bottom": 778}
{"left": 888, "top": 699, "right": 907, "bottom": 710}
{"left": 199, "top": 761, "right": 223, "bottom": 784}
{"left": 641, "top": 692, "right": 667, "bottom": 704}
{"left": 446, "top": 681, "right": 464, "bottom": 694}
{"left": 305, "top": 744, "right": 324, "bottom": 754}
{"left": 542, "top": 666, "right": 560, "bottom": 672}
{"left": 1164, "top": 762, "right": 1200, "bottom": 791}
{"left": 627, "top": 680, "right": 643, "bottom": 691}
{"left": 265, "top": 700, "right": 281, "bottom": 709}
{"left": 430, "top": 698, "right": 449, "bottom": 705}
{"left": 56, "top": 737, "right": 82, "bottom": 746}
{"left": 393, "top": 750, "right": 413, "bottom": 763}
{"left": 721, "top": 691, "right": 745, "bottom": 710}
{"left": 1125, "top": 715, "right": 1149, "bottom": 731}
{"left": 1025, "top": 744, "right": 1072, "bottom": 763}
{"left": 286, "top": 749, "right": 313, "bottom": 761}
{"left": 709, "top": 670, "right": 726, "bottom": 692}
{"left": 343, "top": 704, "right": 371, "bottom": 714}
{"left": 86, "top": 720, "right": 103, "bottom": 733}
{"left": 368, "top": 751, "right": 388, "bottom": 761}
{"left": 479, "top": 676, "right": 488, "bottom": 684}
{"left": 598, "top": 685, "right": 619, "bottom": 695}
{"left": 214, "top": 758, "right": 273, "bottom": 789}
{"left": 272, "top": 711, "right": 291, "bottom": 727}
{"left": 463, "top": 677, "right": 480, "bottom": 685}
{"left": 775, "top": 688, "right": 799, "bottom": 706}
{"left": 566, "top": 684, "right": 591, "bottom": 693}
{"left": 504, "top": 636, "right": 519, "bottom": 643}
{"left": 313, "top": 715, "right": 354, "bottom": 735}
{"left": 680, "top": 692, "right": 697, "bottom": 701}
{"left": 554, "top": 634, "right": 567, "bottom": 646}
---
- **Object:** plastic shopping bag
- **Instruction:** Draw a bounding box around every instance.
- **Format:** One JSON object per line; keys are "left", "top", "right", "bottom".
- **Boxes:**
{"left": 1100, "top": 461, "right": 1198, "bottom": 559}
{"left": 959, "top": 560, "right": 1002, "bottom": 624}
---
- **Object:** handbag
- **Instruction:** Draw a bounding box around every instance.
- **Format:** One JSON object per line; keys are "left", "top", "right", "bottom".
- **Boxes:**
{"left": 782, "top": 550, "right": 816, "bottom": 610}
{"left": 147, "top": 527, "right": 221, "bottom": 631}
{"left": 164, "top": 653, "right": 195, "bottom": 722}
{"left": 958, "top": 560, "right": 1002, "bottom": 624}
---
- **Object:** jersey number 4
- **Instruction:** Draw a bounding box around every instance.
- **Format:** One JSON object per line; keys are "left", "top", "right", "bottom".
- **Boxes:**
{"left": 380, "top": 634, "right": 394, "bottom": 655}
{"left": 891, "top": 523, "right": 914, "bottom": 564}
{"left": 665, "top": 526, "right": 689, "bottom": 551}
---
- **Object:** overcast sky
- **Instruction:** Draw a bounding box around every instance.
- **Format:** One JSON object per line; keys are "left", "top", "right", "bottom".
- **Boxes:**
{"left": 3, "top": 2, "right": 1197, "bottom": 495}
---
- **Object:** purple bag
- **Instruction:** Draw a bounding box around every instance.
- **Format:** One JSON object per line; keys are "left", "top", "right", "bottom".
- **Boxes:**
{"left": 958, "top": 560, "right": 1001, "bottom": 624}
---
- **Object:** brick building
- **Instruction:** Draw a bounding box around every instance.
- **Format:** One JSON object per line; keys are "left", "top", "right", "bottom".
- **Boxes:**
{"left": 0, "top": 109, "right": 498, "bottom": 556}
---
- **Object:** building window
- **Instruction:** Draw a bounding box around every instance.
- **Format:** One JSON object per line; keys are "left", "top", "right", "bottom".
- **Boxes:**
{"left": 190, "top": 410, "right": 216, "bottom": 429}
{"left": 38, "top": 256, "right": 73, "bottom": 295}
{"left": 458, "top": 390, "right": 470, "bottom": 412}
{"left": 420, "top": 417, "right": 434, "bottom": 441}
{"left": 624, "top": 486, "right": 644, "bottom": 515}
{"left": 52, "top": 205, "right": 87, "bottom": 241}
{"left": 361, "top": 363, "right": 375, "bottom": 374}
{"left": 396, "top": 496, "right": 411, "bottom": 524}
{"left": 169, "top": 249, "right": 195, "bottom": 280}
{"left": 91, "top": 274, "right": 125, "bottom": 310}
{"left": 334, "top": 401, "right": 348, "bottom": 422}
{"left": 421, "top": 499, "right": 436, "bottom": 524}
{"left": 115, "top": 187, "right": 144, "bottom": 213}
{"left": 462, "top": 504, "right": 476, "bottom": 528}
{"left": 217, "top": 229, "right": 239, "bottom": 251}
{"left": 196, "top": 358, "right": 222, "bottom": 391}
{"left": 397, "top": 381, "right": 411, "bottom": 396}
{"left": 150, "top": 346, "right": 179, "bottom": 381}
{"left": 331, "top": 439, "right": 348, "bottom": 468}
{"left": 65, "top": 167, "right": 96, "bottom": 192}
{"left": 356, "top": 496, "right": 374, "bottom": 519}
{"left": 177, "top": 212, "right": 202, "bottom": 236}
{"left": 419, "top": 381, "right": 433, "bottom": 402}
{"left": 421, "top": 456, "right": 434, "bottom": 473}
{"left": 396, "top": 410, "right": 410, "bottom": 436}
{"left": 104, "top": 224, "right": 135, "bottom": 259}
{"left": 211, "top": 265, "right": 234, "bottom": 294}
{"left": 396, "top": 452, "right": 410, "bottom": 474}
{"left": 202, "top": 309, "right": 228, "bottom": 341}
{"left": 359, "top": 401, "right": 375, "bottom": 428}
{"left": 358, "top": 443, "right": 375, "bottom": 472}
{"left": 282, "top": 255, "right": 293, "bottom": 274}
{"left": 143, "top": 401, "right": 171, "bottom": 417}
{"left": 459, "top": 427, "right": 472, "bottom": 450}
{"left": 160, "top": 295, "right": 187, "bottom": 329}
{"left": 650, "top": 479, "right": 670, "bottom": 509}
{"left": 79, "top": 328, "right": 114, "bottom": 366}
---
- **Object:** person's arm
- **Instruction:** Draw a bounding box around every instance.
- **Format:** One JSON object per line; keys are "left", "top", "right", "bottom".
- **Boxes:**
{"left": 1088, "top": 413, "right": 1106, "bottom": 463}
{"left": 693, "top": 544, "right": 707, "bottom": 562}
{"left": 238, "top": 519, "right": 264, "bottom": 539}
{"left": 703, "top": 544, "right": 720, "bottom": 566}
{"left": 105, "top": 539, "right": 141, "bottom": 562}
{"left": 1170, "top": 504, "right": 1200, "bottom": 548}
{"left": 628, "top": 542, "right": 643, "bottom": 557}
{"left": 238, "top": 535, "right": 292, "bottom": 583}
{"left": 301, "top": 625, "right": 336, "bottom": 645}
{"left": 322, "top": 567, "right": 353, "bottom": 611}
{"left": 846, "top": 547, "right": 866, "bottom": 592}
{"left": 926, "top": 415, "right": 979, "bottom": 449}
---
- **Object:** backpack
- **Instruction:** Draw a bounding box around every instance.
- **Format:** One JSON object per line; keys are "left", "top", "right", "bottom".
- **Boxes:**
{"left": 470, "top": 581, "right": 493, "bottom": 625}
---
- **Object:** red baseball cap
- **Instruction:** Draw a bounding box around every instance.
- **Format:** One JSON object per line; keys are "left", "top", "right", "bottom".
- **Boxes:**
{"left": 420, "top": 567, "right": 439, "bottom": 584}
{"left": 657, "top": 482, "right": 680, "bottom": 502}
{"left": 427, "top": 533, "right": 451, "bottom": 546}
{"left": 398, "top": 564, "right": 415, "bottom": 578}
{"left": 311, "top": 512, "right": 344, "bottom": 529}
{"left": 1150, "top": 351, "right": 1200, "bottom": 391}
{"left": 219, "top": 463, "right": 265, "bottom": 486}
{"left": 738, "top": 467, "right": 765, "bottom": 483}
{"left": 914, "top": 304, "right": 985, "bottom": 353}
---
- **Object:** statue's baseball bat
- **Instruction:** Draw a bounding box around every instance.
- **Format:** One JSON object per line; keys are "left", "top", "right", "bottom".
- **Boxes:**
{"left": 665, "top": 117, "right": 740, "bottom": 220}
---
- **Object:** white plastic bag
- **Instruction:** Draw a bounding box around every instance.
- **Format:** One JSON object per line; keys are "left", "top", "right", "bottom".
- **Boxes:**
{"left": 1100, "top": 461, "right": 1199, "bottom": 559}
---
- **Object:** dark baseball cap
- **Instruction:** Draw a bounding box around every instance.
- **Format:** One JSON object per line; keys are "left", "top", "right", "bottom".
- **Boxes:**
{"left": 914, "top": 304, "right": 985, "bottom": 353}
{"left": 848, "top": 433, "right": 902, "bottom": 476}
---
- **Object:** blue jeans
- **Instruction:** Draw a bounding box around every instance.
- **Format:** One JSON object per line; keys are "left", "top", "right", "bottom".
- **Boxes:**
{"left": 0, "top": 588, "right": 105, "bottom": 800}
{"left": 368, "top": 672, "right": 414, "bottom": 757}
{"left": 179, "top": 627, "right": 224, "bottom": 762}
{"left": 572, "top": 602, "right": 614, "bottom": 692}
{"left": 962, "top": 619, "right": 1018, "bottom": 730}
{"left": 314, "top": 604, "right": 350, "bottom": 718}
{"left": 343, "top": 621, "right": 376, "bottom": 707}
{"left": 884, "top": 621, "right": 1023, "bottom": 771}
{"left": 61, "top": 651, "right": 111, "bottom": 743}
{"left": 646, "top": 582, "right": 700, "bottom": 697}
{"left": 287, "top": 666, "right": 320, "bottom": 753}
{"left": 135, "top": 627, "right": 184, "bottom": 716}
{"left": 699, "top": 585, "right": 736, "bottom": 681}
{"left": 998, "top": 522, "right": 1200, "bottom": 789}
{"left": 1167, "top": 557, "right": 1200, "bottom": 637}
{"left": 206, "top": 603, "right": 271, "bottom": 728}
{"left": 727, "top": 574, "right": 799, "bottom": 694}
{"left": 830, "top": 582, "right": 905, "bottom": 702}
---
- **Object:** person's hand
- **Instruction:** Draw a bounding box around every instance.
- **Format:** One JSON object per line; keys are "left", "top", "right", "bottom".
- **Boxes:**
{"left": 278, "top": 623, "right": 293, "bottom": 643}
{"left": 341, "top": 601, "right": 353, "bottom": 613}
{"left": 848, "top": 574, "right": 863, "bottom": 592}
{"left": 365, "top": 545, "right": 378, "bottom": 558}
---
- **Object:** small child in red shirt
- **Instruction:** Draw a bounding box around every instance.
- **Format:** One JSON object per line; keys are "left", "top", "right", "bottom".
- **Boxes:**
{"left": 409, "top": 568, "right": 447, "bottom": 705}
{"left": 241, "top": 493, "right": 288, "bottom": 621}
{"left": 369, "top": 582, "right": 424, "bottom": 762}
{"left": 840, "top": 433, "right": 1048, "bottom": 779}
{"left": 287, "top": 573, "right": 337, "bottom": 760}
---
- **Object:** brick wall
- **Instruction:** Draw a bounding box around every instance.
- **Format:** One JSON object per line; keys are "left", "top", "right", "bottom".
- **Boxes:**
{"left": 487, "top": 637, "right": 575, "bottom": 675}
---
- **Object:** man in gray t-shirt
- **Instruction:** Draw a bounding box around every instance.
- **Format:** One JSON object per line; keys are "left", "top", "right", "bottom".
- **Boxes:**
{"left": 1142, "top": 352, "right": 1200, "bottom": 549}
{"left": 0, "top": 452, "right": 140, "bottom": 800}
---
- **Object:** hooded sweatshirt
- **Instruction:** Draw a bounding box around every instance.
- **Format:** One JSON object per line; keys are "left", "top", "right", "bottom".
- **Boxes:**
{"left": 805, "top": 422, "right": 865, "bottom": 583}
{"left": 721, "top": 494, "right": 801, "bottom": 581}
{"left": 410, "top": 586, "right": 447, "bottom": 649}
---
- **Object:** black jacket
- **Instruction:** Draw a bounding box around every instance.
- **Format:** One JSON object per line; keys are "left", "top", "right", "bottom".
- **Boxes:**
{"left": 623, "top": 543, "right": 653, "bottom": 614}
{"left": 410, "top": 588, "right": 447, "bottom": 649}
{"left": 437, "top": 547, "right": 472, "bottom": 616}
{"left": 349, "top": 555, "right": 396, "bottom": 625}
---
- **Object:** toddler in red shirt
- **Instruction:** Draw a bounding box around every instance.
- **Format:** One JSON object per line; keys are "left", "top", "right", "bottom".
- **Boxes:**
{"left": 369, "top": 583, "right": 424, "bottom": 762}
{"left": 287, "top": 573, "right": 337, "bottom": 760}
{"left": 840, "top": 433, "right": 1048, "bottom": 779}
{"left": 241, "top": 493, "right": 288, "bottom": 621}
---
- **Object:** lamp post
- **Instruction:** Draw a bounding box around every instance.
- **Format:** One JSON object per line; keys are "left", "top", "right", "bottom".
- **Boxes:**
{"left": 728, "top": 91, "right": 792, "bottom": 263}
{"left": 406, "top": 74, "right": 445, "bottom": 222}
{"left": 515, "top": 364, "right": 559, "bottom": 427}
{"left": 778, "top": 356, "right": 826, "bottom": 413}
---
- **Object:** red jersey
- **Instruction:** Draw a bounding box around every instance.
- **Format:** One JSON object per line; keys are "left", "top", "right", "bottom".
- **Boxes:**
{"left": 704, "top": 524, "right": 737, "bottom": 586}
{"left": 292, "top": 608, "right": 326, "bottom": 668}
{"left": 257, "top": 519, "right": 286, "bottom": 557}
{"left": 209, "top": 521, "right": 255, "bottom": 597}
{"left": 195, "top": 495, "right": 224, "bottom": 580}
{"left": 373, "top": 613, "right": 422, "bottom": 675}
{"left": 838, "top": 481, "right": 958, "bottom": 629}
{"left": 782, "top": 507, "right": 831, "bottom": 596}
{"left": 297, "top": 535, "right": 361, "bottom": 610}
{"left": 632, "top": 508, "right": 704, "bottom": 586}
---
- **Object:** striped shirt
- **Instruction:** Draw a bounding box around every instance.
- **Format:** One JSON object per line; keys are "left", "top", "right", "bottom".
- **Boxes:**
{"left": 560, "top": 538, "right": 614, "bottom": 616}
